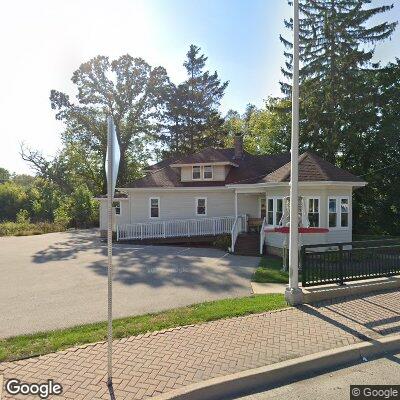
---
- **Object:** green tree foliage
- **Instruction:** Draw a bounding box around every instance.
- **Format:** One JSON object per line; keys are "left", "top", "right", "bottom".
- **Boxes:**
{"left": 224, "top": 98, "right": 292, "bottom": 155}
{"left": 278, "top": 0, "right": 398, "bottom": 234}
{"left": 161, "top": 45, "right": 229, "bottom": 157}
{"left": 280, "top": 0, "right": 397, "bottom": 162}
{"left": 350, "top": 60, "right": 400, "bottom": 235}
{"left": 22, "top": 55, "right": 170, "bottom": 190}
{"left": 11, "top": 174, "right": 35, "bottom": 187}
{"left": 0, "top": 167, "right": 10, "bottom": 182}
{"left": 26, "top": 178, "right": 63, "bottom": 222}
{"left": 69, "top": 185, "right": 98, "bottom": 228}
{"left": 0, "top": 182, "right": 28, "bottom": 221}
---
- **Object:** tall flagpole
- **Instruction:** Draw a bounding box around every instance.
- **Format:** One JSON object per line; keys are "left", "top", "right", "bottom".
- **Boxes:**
{"left": 107, "top": 116, "right": 113, "bottom": 386}
{"left": 286, "top": 0, "right": 303, "bottom": 305}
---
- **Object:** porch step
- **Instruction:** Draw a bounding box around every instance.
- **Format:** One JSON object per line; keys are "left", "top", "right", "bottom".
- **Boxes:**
{"left": 234, "top": 233, "right": 260, "bottom": 256}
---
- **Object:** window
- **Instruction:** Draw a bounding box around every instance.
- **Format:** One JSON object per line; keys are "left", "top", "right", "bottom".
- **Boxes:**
{"left": 328, "top": 198, "right": 337, "bottom": 227}
{"left": 308, "top": 198, "right": 320, "bottom": 227}
{"left": 203, "top": 165, "right": 213, "bottom": 180}
{"left": 196, "top": 198, "right": 207, "bottom": 215}
{"left": 328, "top": 197, "right": 350, "bottom": 228}
{"left": 266, "top": 198, "right": 284, "bottom": 226}
{"left": 192, "top": 166, "right": 201, "bottom": 180}
{"left": 149, "top": 198, "right": 159, "bottom": 218}
{"left": 276, "top": 198, "right": 283, "bottom": 226}
{"left": 267, "top": 198, "right": 274, "bottom": 225}
{"left": 260, "top": 198, "right": 266, "bottom": 219}
{"left": 341, "top": 198, "right": 349, "bottom": 227}
{"left": 113, "top": 201, "right": 121, "bottom": 215}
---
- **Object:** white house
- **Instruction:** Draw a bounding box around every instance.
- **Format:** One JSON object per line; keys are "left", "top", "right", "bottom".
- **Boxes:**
{"left": 97, "top": 137, "right": 366, "bottom": 255}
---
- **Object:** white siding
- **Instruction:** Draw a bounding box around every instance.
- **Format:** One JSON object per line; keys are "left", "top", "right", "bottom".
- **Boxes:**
{"left": 237, "top": 194, "right": 260, "bottom": 218}
{"left": 98, "top": 199, "right": 129, "bottom": 230}
{"left": 127, "top": 189, "right": 235, "bottom": 223}
{"left": 263, "top": 186, "right": 353, "bottom": 248}
{"left": 100, "top": 184, "right": 356, "bottom": 248}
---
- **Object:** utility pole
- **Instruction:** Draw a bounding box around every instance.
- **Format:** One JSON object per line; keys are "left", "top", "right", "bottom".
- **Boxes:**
{"left": 285, "top": 0, "right": 303, "bottom": 305}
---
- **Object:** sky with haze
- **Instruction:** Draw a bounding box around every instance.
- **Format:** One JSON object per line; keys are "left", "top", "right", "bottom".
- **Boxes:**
{"left": 1, "top": 0, "right": 399, "bottom": 174}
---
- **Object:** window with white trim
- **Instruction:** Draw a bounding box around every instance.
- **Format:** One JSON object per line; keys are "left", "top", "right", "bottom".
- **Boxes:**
{"left": 113, "top": 201, "right": 121, "bottom": 215}
{"left": 149, "top": 198, "right": 159, "bottom": 218}
{"left": 266, "top": 198, "right": 284, "bottom": 226}
{"left": 203, "top": 165, "right": 213, "bottom": 180}
{"left": 308, "top": 198, "right": 320, "bottom": 227}
{"left": 196, "top": 198, "right": 207, "bottom": 215}
{"left": 328, "top": 198, "right": 337, "bottom": 227}
{"left": 192, "top": 166, "right": 201, "bottom": 180}
{"left": 276, "top": 198, "right": 283, "bottom": 225}
{"left": 340, "top": 198, "right": 349, "bottom": 227}
{"left": 267, "top": 198, "right": 274, "bottom": 225}
{"left": 328, "top": 197, "right": 350, "bottom": 228}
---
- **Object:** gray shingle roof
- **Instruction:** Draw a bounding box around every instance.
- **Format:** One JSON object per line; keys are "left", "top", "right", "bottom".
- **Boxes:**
{"left": 124, "top": 148, "right": 364, "bottom": 188}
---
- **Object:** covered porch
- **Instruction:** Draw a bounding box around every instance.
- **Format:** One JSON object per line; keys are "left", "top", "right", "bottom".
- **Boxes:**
{"left": 234, "top": 188, "right": 266, "bottom": 232}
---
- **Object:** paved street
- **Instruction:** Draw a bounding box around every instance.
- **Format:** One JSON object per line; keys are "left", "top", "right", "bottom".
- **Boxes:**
{"left": 237, "top": 351, "right": 400, "bottom": 400}
{"left": 0, "top": 289, "right": 399, "bottom": 399}
{"left": 0, "top": 230, "right": 258, "bottom": 338}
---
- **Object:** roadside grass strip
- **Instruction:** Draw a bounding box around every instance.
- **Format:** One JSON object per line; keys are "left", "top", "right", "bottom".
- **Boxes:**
{"left": 0, "top": 294, "right": 286, "bottom": 362}
{"left": 252, "top": 256, "right": 289, "bottom": 284}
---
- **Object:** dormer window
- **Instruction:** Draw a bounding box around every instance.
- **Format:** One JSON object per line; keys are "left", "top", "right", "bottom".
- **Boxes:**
{"left": 203, "top": 165, "right": 213, "bottom": 180}
{"left": 192, "top": 166, "right": 201, "bottom": 180}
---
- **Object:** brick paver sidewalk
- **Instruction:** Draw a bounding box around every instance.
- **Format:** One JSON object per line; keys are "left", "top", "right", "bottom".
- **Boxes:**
{"left": 1, "top": 289, "right": 399, "bottom": 399}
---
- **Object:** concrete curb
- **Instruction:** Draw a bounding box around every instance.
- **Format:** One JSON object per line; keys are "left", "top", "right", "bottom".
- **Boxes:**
{"left": 153, "top": 334, "right": 400, "bottom": 400}
{"left": 303, "top": 275, "right": 400, "bottom": 303}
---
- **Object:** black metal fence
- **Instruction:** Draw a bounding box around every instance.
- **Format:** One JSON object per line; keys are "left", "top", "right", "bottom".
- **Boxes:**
{"left": 301, "top": 239, "right": 400, "bottom": 287}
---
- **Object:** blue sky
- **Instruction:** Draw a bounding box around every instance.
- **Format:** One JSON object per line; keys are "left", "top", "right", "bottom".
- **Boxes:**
{"left": 1, "top": 0, "right": 399, "bottom": 174}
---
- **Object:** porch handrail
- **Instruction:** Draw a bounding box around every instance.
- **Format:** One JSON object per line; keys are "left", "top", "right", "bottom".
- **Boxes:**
{"left": 117, "top": 216, "right": 236, "bottom": 241}
{"left": 231, "top": 215, "right": 245, "bottom": 253}
{"left": 259, "top": 216, "right": 267, "bottom": 254}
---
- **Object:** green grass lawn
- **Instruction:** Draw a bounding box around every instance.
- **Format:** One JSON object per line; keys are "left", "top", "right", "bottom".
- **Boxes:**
{"left": 252, "top": 255, "right": 289, "bottom": 284}
{"left": 0, "top": 294, "right": 286, "bottom": 363}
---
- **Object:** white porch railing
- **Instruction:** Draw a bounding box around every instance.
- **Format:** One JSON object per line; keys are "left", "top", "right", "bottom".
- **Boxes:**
{"left": 117, "top": 216, "right": 236, "bottom": 241}
{"left": 230, "top": 215, "right": 246, "bottom": 253}
{"left": 259, "top": 216, "right": 267, "bottom": 254}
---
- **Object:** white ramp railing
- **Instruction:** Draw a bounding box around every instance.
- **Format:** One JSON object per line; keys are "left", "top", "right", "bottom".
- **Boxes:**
{"left": 117, "top": 216, "right": 236, "bottom": 241}
{"left": 230, "top": 215, "right": 246, "bottom": 253}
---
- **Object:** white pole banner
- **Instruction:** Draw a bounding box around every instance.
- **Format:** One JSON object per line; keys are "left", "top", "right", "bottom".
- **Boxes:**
{"left": 105, "top": 116, "right": 120, "bottom": 386}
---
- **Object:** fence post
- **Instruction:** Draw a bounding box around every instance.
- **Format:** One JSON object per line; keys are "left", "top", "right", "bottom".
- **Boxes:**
{"left": 300, "top": 246, "right": 306, "bottom": 287}
{"left": 339, "top": 244, "right": 344, "bottom": 285}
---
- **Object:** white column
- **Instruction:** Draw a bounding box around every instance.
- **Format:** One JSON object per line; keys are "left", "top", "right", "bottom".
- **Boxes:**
{"left": 234, "top": 190, "right": 238, "bottom": 218}
{"left": 286, "top": 0, "right": 303, "bottom": 305}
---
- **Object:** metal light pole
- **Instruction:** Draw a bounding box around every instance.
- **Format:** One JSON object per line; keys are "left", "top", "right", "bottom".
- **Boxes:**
{"left": 285, "top": 0, "right": 303, "bottom": 305}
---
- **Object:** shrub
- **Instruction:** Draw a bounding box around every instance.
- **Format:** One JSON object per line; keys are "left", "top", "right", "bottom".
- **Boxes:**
{"left": 0, "top": 182, "right": 28, "bottom": 221}
{"left": 0, "top": 221, "right": 67, "bottom": 237}
{"left": 16, "top": 209, "right": 30, "bottom": 224}
{"left": 213, "top": 234, "right": 231, "bottom": 250}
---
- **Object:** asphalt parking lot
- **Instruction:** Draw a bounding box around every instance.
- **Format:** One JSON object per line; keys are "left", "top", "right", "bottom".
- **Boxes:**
{"left": 0, "top": 229, "right": 259, "bottom": 337}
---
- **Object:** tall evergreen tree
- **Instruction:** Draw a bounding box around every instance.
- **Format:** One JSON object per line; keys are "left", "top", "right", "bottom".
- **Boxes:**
{"left": 161, "top": 45, "right": 229, "bottom": 158}
{"left": 280, "top": 0, "right": 397, "bottom": 162}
